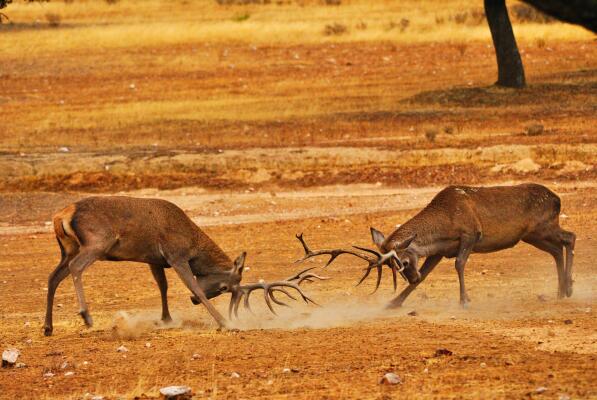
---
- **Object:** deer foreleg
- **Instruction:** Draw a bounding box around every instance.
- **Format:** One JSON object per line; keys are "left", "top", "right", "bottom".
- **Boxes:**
{"left": 386, "top": 255, "right": 443, "bottom": 309}
{"left": 170, "top": 260, "right": 228, "bottom": 329}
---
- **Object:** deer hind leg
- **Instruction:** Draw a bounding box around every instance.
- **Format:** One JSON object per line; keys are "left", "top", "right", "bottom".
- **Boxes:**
{"left": 44, "top": 241, "right": 75, "bottom": 336}
{"left": 387, "top": 255, "right": 443, "bottom": 309}
{"left": 455, "top": 236, "right": 476, "bottom": 307}
{"left": 558, "top": 229, "right": 576, "bottom": 297}
{"left": 523, "top": 235, "right": 566, "bottom": 298}
{"left": 150, "top": 264, "right": 172, "bottom": 323}
{"left": 67, "top": 248, "right": 101, "bottom": 328}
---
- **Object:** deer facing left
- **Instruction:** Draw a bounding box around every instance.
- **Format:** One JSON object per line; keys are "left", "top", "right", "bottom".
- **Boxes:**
{"left": 44, "top": 196, "right": 318, "bottom": 336}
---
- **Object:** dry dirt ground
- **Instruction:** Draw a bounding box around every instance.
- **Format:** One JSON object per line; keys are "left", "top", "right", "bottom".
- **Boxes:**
{"left": 1, "top": 0, "right": 596, "bottom": 399}
{"left": 0, "top": 183, "right": 596, "bottom": 399}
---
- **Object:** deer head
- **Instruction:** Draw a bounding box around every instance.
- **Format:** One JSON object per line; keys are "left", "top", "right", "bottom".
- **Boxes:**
{"left": 369, "top": 227, "right": 421, "bottom": 284}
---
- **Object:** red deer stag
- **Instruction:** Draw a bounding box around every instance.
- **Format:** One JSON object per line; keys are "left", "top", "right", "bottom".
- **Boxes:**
{"left": 44, "top": 196, "right": 321, "bottom": 336}
{"left": 297, "top": 184, "right": 575, "bottom": 308}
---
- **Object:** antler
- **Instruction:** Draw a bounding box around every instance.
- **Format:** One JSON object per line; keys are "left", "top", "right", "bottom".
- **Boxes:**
{"left": 228, "top": 267, "right": 327, "bottom": 319}
{"left": 295, "top": 233, "right": 407, "bottom": 292}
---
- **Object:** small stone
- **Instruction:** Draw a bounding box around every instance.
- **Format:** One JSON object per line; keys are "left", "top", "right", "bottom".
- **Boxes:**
{"left": 91, "top": 396, "right": 105, "bottom": 400}
{"left": 159, "top": 385, "right": 192, "bottom": 400}
{"left": 64, "top": 371, "right": 74, "bottom": 377}
{"left": 480, "top": 362, "right": 487, "bottom": 368}
{"left": 267, "top": 379, "right": 274, "bottom": 385}
{"left": 25, "top": 339, "right": 32, "bottom": 344}
{"left": 380, "top": 372, "right": 401, "bottom": 385}
{"left": 423, "top": 368, "right": 429, "bottom": 374}
{"left": 191, "top": 353, "right": 200, "bottom": 360}
{"left": 558, "top": 395, "right": 570, "bottom": 400}
{"left": 407, "top": 310, "right": 418, "bottom": 316}
{"left": 43, "top": 372, "right": 55, "bottom": 378}
{"left": 58, "top": 146, "right": 70, "bottom": 153}
{"left": 116, "top": 345, "right": 128, "bottom": 353}
{"left": 60, "top": 361, "right": 69, "bottom": 369}
{"left": 537, "top": 294, "right": 548, "bottom": 302}
{"left": 230, "top": 372, "right": 240, "bottom": 379}
{"left": 15, "top": 362, "right": 26, "bottom": 368}
{"left": 563, "top": 319, "right": 573, "bottom": 325}
{"left": 145, "top": 342, "right": 151, "bottom": 348}
{"left": 434, "top": 348, "right": 453, "bottom": 357}
{"left": 535, "top": 386, "right": 547, "bottom": 394}
{"left": 450, "top": 315, "right": 456, "bottom": 320}
{"left": 282, "top": 368, "right": 291, "bottom": 373}
{"left": 2, "top": 348, "right": 20, "bottom": 367}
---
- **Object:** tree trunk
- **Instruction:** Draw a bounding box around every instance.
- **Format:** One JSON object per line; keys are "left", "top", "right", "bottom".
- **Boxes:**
{"left": 485, "top": 0, "right": 526, "bottom": 88}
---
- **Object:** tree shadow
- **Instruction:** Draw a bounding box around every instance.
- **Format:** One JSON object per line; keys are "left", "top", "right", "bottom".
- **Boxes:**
{"left": 404, "top": 70, "right": 597, "bottom": 108}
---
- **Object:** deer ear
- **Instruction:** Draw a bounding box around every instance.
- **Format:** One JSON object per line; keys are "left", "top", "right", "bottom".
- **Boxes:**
{"left": 370, "top": 227, "right": 385, "bottom": 247}
{"left": 233, "top": 252, "right": 246, "bottom": 276}
{"left": 397, "top": 234, "right": 417, "bottom": 249}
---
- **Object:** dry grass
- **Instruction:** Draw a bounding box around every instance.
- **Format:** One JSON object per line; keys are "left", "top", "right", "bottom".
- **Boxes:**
{"left": 0, "top": 0, "right": 591, "bottom": 56}
{"left": 0, "top": 0, "right": 595, "bottom": 153}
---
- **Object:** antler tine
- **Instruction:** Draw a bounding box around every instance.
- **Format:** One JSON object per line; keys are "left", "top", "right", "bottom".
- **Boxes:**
{"left": 286, "top": 266, "right": 330, "bottom": 285}
{"left": 231, "top": 279, "right": 319, "bottom": 317}
{"left": 295, "top": 233, "right": 378, "bottom": 268}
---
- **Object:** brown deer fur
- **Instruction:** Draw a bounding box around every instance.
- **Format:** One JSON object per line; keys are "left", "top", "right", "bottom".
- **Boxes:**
{"left": 44, "top": 196, "right": 243, "bottom": 336}
{"left": 368, "top": 184, "right": 576, "bottom": 308}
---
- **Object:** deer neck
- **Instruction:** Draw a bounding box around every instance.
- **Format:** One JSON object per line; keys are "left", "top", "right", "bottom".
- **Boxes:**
{"left": 191, "top": 231, "right": 234, "bottom": 274}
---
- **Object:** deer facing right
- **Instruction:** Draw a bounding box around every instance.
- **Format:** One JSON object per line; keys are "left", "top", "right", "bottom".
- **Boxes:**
{"left": 298, "top": 183, "right": 576, "bottom": 307}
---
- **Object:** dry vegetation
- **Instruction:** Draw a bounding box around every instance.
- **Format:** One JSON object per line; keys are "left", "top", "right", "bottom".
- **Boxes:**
{"left": 0, "top": 1, "right": 596, "bottom": 398}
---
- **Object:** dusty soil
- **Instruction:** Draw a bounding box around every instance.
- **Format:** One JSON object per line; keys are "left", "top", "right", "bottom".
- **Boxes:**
{"left": 0, "top": 183, "right": 595, "bottom": 399}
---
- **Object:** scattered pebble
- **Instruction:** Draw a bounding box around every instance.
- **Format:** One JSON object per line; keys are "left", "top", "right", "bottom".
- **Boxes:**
{"left": 379, "top": 372, "right": 402, "bottom": 385}
{"left": 563, "top": 319, "right": 573, "bottom": 325}
{"left": 407, "top": 310, "right": 418, "bottom": 316}
{"left": 2, "top": 348, "right": 20, "bottom": 367}
{"left": 60, "top": 361, "right": 69, "bottom": 369}
{"left": 116, "top": 345, "right": 128, "bottom": 353}
{"left": 434, "top": 348, "right": 453, "bottom": 357}
{"left": 159, "top": 385, "right": 192, "bottom": 400}
{"left": 558, "top": 395, "right": 570, "bottom": 400}
{"left": 145, "top": 342, "right": 152, "bottom": 348}
{"left": 537, "top": 294, "right": 548, "bottom": 302}
{"left": 423, "top": 368, "right": 429, "bottom": 374}
{"left": 282, "top": 368, "right": 291, "bottom": 373}
{"left": 43, "top": 372, "right": 55, "bottom": 378}
{"left": 480, "top": 362, "right": 487, "bottom": 368}
{"left": 64, "top": 371, "right": 74, "bottom": 377}
{"left": 535, "top": 386, "right": 547, "bottom": 394}
{"left": 230, "top": 372, "right": 240, "bottom": 379}
{"left": 91, "top": 396, "right": 105, "bottom": 400}
{"left": 58, "top": 146, "right": 70, "bottom": 153}
{"left": 191, "top": 354, "right": 200, "bottom": 360}
{"left": 15, "top": 362, "right": 26, "bottom": 368}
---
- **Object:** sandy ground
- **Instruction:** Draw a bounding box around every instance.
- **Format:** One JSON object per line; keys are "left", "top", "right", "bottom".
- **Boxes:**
{"left": 0, "top": 183, "right": 595, "bottom": 399}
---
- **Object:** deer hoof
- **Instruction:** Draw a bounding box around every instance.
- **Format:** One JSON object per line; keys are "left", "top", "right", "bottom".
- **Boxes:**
{"left": 162, "top": 315, "right": 173, "bottom": 324}
{"left": 566, "top": 286, "right": 573, "bottom": 298}
{"left": 43, "top": 326, "right": 53, "bottom": 336}
{"left": 80, "top": 311, "right": 93, "bottom": 327}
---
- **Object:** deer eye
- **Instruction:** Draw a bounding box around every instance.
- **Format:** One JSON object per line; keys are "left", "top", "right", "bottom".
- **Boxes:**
{"left": 403, "top": 260, "right": 409, "bottom": 268}
{"left": 220, "top": 285, "right": 229, "bottom": 292}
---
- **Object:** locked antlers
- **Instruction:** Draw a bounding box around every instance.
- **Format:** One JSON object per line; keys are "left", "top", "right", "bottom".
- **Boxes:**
{"left": 295, "top": 233, "right": 407, "bottom": 292}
